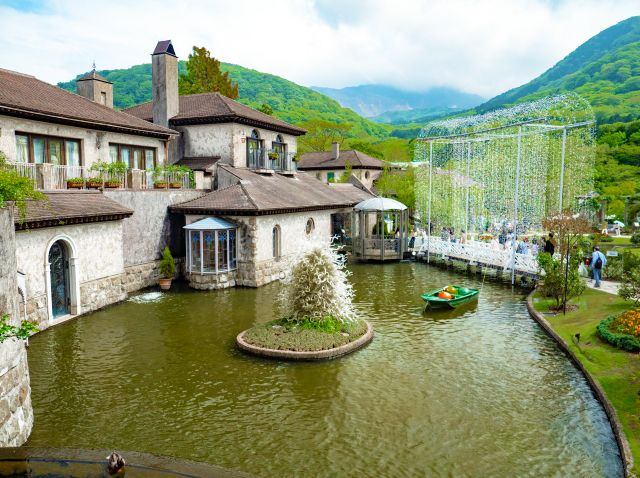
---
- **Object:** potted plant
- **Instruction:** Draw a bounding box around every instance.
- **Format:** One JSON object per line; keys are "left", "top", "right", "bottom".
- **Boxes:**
{"left": 106, "top": 161, "right": 127, "bottom": 188}
{"left": 154, "top": 180, "right": 168, "bottom": 189}
{"left": 268, "top": 151, "right": 279, "bottom": 161}
{"left": 86, "top": 177, "right": 103, "bottom": 189}
{"left": 158, "top": 246, "right": 176, "bottom": 290}
{"left": 104, "top": 179, "right": 122, "bottom": 188}
{"left": 66, "top": 177, "right": 84, "bottom": 189}
{"left": 169, "top": 181, "right": 182, "bottom": 189}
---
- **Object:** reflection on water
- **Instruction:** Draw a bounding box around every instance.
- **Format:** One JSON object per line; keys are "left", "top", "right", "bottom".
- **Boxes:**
{"left": 27, "top": 263, "right": 622, "bottom": 477}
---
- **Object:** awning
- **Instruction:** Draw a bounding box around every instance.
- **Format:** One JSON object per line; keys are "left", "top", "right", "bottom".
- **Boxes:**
{"left": 183, "top": 217, "right": 236, "bottom": 230}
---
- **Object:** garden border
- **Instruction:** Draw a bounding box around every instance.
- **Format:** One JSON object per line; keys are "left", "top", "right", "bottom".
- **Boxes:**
{"left": 236, "top": 320, "right": 374, "bottom": 361}
{"left": 526, "top": 290, "right": 634, "bottom": 478}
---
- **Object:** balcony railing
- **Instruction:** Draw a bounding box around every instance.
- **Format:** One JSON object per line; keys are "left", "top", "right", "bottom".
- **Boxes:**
{"left": 247, "top": 149, "right": 297, "bottom": 173}
{"left": 6, "top": 162, "right": 194, "bottom": 191}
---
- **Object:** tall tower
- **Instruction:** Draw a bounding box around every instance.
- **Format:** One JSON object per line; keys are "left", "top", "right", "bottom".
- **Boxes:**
{"left": 152, "top": 40, "right": 179, "bottom": 128}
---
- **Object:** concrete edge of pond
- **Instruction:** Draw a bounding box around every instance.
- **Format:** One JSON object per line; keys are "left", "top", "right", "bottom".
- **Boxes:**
{"left": 236, "top": 320, "right": 374, "bottom": 361}
{"left": 526, "top": 290, "right": 634, "bottom": 478}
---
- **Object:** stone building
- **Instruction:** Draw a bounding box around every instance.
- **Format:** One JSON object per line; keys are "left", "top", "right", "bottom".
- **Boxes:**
{"left": 1, "top": 38, "right": 375, "bottom": 331}
{"left": 298, "top": 142, "right": 384, "bottom": 190}
{"left": 170, "top": 165, "right": 372, "bottom": 290}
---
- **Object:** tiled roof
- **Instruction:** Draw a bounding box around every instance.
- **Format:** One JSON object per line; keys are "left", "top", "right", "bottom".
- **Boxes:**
{"left": 0, "top": 68, "right": 177, "bottom": 138}
{"left": 347, "top": 174, "right": 375, "bottom": 195}
{"left": 77, "top": 70, "right": 112, "bottom": 84}
{"left": 175, "top": 157, "right": 220, "bottom": 171}
{"left": 170, "top": 165, "right": 375, "bottom": 215}
{"left": 297, "top": 150, "right": 385, "bottom": 170}
{"left": 124, "top": 92, "right": 306, "bottom": 136}
{"left": 13, "top": 191, "right": 133, "bottom": 230}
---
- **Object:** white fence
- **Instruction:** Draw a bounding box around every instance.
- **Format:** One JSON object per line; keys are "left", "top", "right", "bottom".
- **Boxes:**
{"left": 7, "top": 163, "right": 193, "bottom": 191}
{"left": 416, "top": 236, "right": 540, "bottom": 276}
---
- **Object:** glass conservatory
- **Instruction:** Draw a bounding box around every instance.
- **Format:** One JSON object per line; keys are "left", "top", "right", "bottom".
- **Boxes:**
{"left": 352, "top": 197, "right": 409, "bottom": 261}
{"left": 185, "top": 217, "right": 237, "bottom": 274}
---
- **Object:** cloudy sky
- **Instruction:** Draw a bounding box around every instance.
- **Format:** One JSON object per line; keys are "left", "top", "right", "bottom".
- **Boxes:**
{"left": 0, "top": 0, "right": 638, "bottom": 98}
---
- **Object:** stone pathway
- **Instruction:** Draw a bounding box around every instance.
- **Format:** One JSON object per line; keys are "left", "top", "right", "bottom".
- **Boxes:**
{"left": 586, "top": 279, "right": 621, "bottom": 295}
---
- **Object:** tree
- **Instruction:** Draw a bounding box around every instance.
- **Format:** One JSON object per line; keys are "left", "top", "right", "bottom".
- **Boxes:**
{"left": 338, "top": 159, "right": 352, "bottom": 183}
{"left": 257, "top": 103, "right": 273, "bottom": 116}
{"left": 0, "top": 151, "right": 45, "bottom": 217}
{"left": 297, "top": 120, "right": 352, "bottom": 153}
{"left": 619, "top": 269, "right": 640, "bottom": 306}
{"left": 375, "top": 165, "right": 415, "bottom": 210}
{"left": 178, "top": 46, "right": 239, "bottom": 99}
{"left": 538, "top": 211, "right": 591, "bottom": 311}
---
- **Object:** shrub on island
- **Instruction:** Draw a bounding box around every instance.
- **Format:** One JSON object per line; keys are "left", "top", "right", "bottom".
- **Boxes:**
{"left": 239, "top": 244, "right": 370, "bottom": 355}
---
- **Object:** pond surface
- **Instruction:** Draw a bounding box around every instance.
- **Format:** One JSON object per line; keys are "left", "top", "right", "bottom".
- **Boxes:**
{"left": 27, "top": 263, "right": 622, "bottom": 477}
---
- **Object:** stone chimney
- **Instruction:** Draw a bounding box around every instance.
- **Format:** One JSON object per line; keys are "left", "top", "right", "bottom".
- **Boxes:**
{"left": 152, "top": 40, "right": 179, "bottom": 128}
{"left": 76, "top": 69, "right": 113, "bottom": 108}
{"left": 332, "top": 141, "right": 340, "bottom": 159}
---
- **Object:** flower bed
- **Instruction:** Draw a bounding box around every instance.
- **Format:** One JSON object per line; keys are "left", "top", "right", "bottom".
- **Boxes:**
{"left": 597, "top": 308, "right": 640, "bottom": 352}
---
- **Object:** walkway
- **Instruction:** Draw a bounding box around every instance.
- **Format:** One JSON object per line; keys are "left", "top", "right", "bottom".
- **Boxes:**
{"left": 585, "top": 279, "right": 621, "bottom": 295}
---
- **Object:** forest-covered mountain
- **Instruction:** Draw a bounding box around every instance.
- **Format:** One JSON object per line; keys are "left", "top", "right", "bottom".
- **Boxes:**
{"left": 311, "top": 84, "right": 483, "bottom": 122}
{"left": 477, "top": 16, "right": 640, "bottom": 124}
{"left": 58, "top": 62, "right": 393, "bottom": 139}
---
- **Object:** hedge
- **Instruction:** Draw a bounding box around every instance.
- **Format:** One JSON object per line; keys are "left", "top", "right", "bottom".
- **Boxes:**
{"left": 596, "top": 316, "right": 640, "bottom": 352}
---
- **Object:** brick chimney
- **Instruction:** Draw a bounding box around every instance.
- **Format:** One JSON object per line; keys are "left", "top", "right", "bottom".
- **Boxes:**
{"left": 332, "top": 141, "right": 340, "bottom": 159}
{"left": 152, "top": 40, "right": 179, "bottom": 128}
{"left": 76, "top": 69, "right": 113, "bottom": 108}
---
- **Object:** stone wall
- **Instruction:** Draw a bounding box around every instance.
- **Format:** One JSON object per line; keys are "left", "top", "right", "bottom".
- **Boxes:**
{"left": 0, "top": 208, "right": 33, "bottom": 446}
{"left": 104, "top": 190, "right": 203, "bottom": 267}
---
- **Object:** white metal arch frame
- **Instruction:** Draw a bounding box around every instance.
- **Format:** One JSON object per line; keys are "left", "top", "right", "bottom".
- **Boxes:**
{"left": 44, "top": 234, "right": 81, "bottom": 322}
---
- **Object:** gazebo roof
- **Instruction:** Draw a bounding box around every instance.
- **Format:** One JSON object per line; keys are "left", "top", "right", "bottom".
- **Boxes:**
{"left": 354, "top": 197, "right": 407, "bottom": 212}
{"left": 183, "top": 217, "right": 236, "bottom": 230}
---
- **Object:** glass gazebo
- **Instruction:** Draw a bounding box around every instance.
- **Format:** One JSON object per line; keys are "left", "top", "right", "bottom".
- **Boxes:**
{"left": 185, "top": 217, "right": 238, "bottom": 274}
{"left": 352, "top": 197, "right": 409, "bottom": 261}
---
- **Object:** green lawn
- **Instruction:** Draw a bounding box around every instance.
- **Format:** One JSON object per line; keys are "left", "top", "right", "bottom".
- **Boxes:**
{"left": 533, "top": 289, "right": 640, "bottom": 474}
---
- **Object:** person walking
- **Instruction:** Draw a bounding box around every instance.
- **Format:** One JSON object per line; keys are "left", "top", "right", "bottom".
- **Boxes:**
{"left": 544, "top": 232, "right": 556, "bottom": 255}
{"left": 591, "top": 246, "right": 607, "bottom": 288}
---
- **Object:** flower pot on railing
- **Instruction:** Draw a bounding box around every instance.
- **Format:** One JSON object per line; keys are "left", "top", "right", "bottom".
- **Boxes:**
{"left": 86, "top": 178, "right": 102, "bottom": 189}
{"left": 169, "top": 182, "right": 182, "bottom": 189}
{"left": 154, "top": 180, "right": 168, "bottom": 189}
{"left": 104, "top": 180, "right": 122, "bottom": 189}
{"left": 66, "top": 178, "right": 84, "bottom": 189}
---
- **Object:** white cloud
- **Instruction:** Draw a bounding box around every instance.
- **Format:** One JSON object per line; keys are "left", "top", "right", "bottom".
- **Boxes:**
{"left": 0, "top": 0, "right": 638, "bottom": 98}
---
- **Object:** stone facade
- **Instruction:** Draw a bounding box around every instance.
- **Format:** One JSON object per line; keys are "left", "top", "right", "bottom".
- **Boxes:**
{"left": 103, "top": 190, "right": 203, "bottom": 267}
{"left": 184, "top": 209, "right": 337, "bottom": 289}
{"left": 177, "top": 123, "right": 298, "bottom": 169}
{"left": 0, "top": 208, "right": 33, "bottom": 446}
{"left": 0, "top": 114, "right": 169, "bottom": 169}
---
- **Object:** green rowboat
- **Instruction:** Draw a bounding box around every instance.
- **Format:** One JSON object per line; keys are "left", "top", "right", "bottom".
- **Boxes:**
{"left": 421, "top": 285, "right": 479, "bottom": 309}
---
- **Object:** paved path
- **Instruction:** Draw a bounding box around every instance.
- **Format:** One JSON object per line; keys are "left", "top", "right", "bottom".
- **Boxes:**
{"left": 586, "top": 279, "right": 621, "bottom": 295}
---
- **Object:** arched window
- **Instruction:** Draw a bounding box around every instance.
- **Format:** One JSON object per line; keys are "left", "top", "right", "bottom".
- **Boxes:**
{"left": 247, "top": 130, "right": 262, "bottom": 169}
{"left": 272, "top": 225, "right": 281, "bottom": 258}
{"left": 271, "top": 134, "right": 286, "bottom": 170}
{"left": 48, "top": 241, "right": 70, "bottom": 318}
{"left": 306, "top": 218, "right": 315, "bottom": 235}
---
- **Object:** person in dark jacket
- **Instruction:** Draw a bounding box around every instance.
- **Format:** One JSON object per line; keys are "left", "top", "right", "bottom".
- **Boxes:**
{"left": 544, "top": 232, "right": 556, "bottom": 255}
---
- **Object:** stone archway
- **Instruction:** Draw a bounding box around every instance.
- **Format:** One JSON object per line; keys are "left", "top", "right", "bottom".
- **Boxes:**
{"left": 44, "top": 235, "right": 80, "bottom": 322}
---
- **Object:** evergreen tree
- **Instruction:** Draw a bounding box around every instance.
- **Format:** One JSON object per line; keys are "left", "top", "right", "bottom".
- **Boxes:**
{"left": 178, "top": 46, "right": 239, "bottom": 99}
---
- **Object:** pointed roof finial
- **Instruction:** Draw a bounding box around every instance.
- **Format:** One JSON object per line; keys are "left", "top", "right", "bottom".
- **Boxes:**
{"left": 92, "top": 60, "right": 96, "bottom": 71}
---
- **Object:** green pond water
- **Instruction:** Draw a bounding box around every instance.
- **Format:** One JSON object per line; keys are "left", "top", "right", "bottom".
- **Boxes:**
{"left": 26, "top": 263, "right": 622, "bottom": 477}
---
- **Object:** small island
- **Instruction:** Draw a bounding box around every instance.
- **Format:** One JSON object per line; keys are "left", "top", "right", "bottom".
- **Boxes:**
{"left": 236, "top": 246, "right": 373, "bottom": 360}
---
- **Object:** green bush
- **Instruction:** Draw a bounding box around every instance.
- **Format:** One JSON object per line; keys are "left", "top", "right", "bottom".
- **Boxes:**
{"left": 631, "top": 232, "right": 640, "bottom": 245}
{"left": 619, "top": 268, "right": 640, "bottom": 305}
{"left": 159, "top": 246, "right": 175, "bottom": 279}
{"left": 596, "top": 316, "right": 640, "bottom": 352}
{"left": 604, "top": 257, "right": 625, "bottom": 280}
{"left": 599, "top": 235, "right": 614, "bottom": 242}
{"left": 537, "top": 252, "right": 585, "bottom": 310}
{"left": 0, "top": 313, "right": 38, "bottom": 342}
